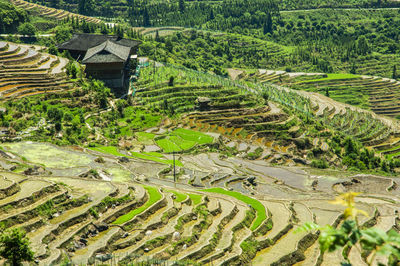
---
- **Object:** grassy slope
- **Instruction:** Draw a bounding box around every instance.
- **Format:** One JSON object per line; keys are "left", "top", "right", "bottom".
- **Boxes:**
{"left": 188, "top": 193, "right": 203, "bottom": 205}
{"left": 113, "top": 185, "right": 162, "bottom": 224}
{"left": 201, "top": 188, "right": 267, "bottom": 230}
{"left": 167, "top": 190, "right": 188, "bottom": 202}
{"left": 301, "top": 73, "right": 360, "bottom": 83}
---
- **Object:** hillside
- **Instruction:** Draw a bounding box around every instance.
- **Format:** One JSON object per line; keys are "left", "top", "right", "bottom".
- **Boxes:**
{"left": 1, "top": 0, "right": 400, "bottom": 265}
{"left": 0, "top": 41, "right": 72, "bottom": 98}
{"left": 10, "top": 0, "right": 101, "bottom": 24}
{"left": 0, "top": 137, "right": 398, "bottom": 265}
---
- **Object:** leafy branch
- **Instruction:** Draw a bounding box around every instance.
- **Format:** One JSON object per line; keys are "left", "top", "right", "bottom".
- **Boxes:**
{"left": 298, "top": 192, "right": 400, "bottom": 265}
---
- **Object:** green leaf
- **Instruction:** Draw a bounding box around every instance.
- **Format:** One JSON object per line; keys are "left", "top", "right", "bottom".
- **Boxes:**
{"left": 377, "top": 243, "right": 400, "bottom": 259}
{"left": 319, "top": 226, "right": 348, "bottom": 253}
{"left": 349, "top": 229, "right": 361, "bottom": 246}
{"left": 387, "top": 229, "right": 400, "bottom": 244}
{"left": 342, "top": 220, "right": 357, "bottom": 234}
{"left": 361, "top": 227, "right": 387, "bottom": 247}
{"left": 296, "top": 222, "right": 321, "bottom": 233}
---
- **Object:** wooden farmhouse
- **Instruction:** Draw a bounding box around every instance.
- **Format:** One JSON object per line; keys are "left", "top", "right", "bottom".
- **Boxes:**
{"left": 58, "top": 34, "right": 141, "bottom": 89}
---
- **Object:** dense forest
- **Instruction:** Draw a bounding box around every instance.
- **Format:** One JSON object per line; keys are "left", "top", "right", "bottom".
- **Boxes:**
{"left": 3, "top": 0, "right": 399, "bottom": 77}
{"left": 0, "top": 0, "right": 27, "bottom": 33}
{"left": 29, "top": 0, "right": 400, "bottom": 19}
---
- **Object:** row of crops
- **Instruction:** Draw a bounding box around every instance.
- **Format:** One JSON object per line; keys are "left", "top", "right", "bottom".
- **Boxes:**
{"left": 0, "top": 42, "right": 72, "bottom": 98}
{"left": 139, "top": 63, "right": 395, "bottom": 149}
{"left": 11, "top": 0, "right": 102, "bottom": 24}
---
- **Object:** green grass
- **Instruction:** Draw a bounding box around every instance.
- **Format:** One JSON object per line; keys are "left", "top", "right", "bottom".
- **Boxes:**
{"left": 188, "top": 193, "right": 202, "bottom": 205}
{"left": 113, "top": 185, "right": 162, "bottom": 224}
{"left": 171, "top": 128, "right": 214, "bottom": 144}
{"left": 385, "top": 151, "right": 400, "bottom": 160}
{"left": 201, "top": 188, "right": 266, "bottom": 231}
{"left": 156, "top": 138, "right": 182, "bottom": 153}
{"left": 378, "top": 145, "right": 400, "bottom": 154}
{"left": 135, "top": 132, "right": 156, "bottom": 143}
{"left": 131, "top": 151, "right": 184, "bottom": 167}
{"left": 166, "top": 190, "right": 187, "bottom": 202}
{"left": 301, "top": 73, "right": 360, "bottom": 83}
{"left": 169, "top": 136, "right": 197, "bottom": 150}
{"left": 90, "top": 146, "right": 127, "bottom": 157}
{"left": 90, "top": 146, "right": 183, "bottom": 167}
{"left": 144, "top": 152, "right": 164, "bottom": 158}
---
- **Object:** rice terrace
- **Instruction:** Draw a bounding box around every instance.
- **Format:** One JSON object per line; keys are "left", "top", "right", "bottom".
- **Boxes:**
{"left": 1, "top": 0, "right": 400, "bottom": 265}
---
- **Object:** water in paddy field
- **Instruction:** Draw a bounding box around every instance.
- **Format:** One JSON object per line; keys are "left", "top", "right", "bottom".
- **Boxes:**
{"left": 2, "top": 142, "right": 94, "bottom": 169}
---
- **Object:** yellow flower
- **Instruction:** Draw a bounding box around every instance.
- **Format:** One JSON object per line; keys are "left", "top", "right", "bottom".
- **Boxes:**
{"left": 329, "top": 192, "right": 369, "bottom": 219}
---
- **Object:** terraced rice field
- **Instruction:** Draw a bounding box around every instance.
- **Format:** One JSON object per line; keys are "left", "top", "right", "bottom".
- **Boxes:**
{"left": 133, "top": 26, "right": 185, "bottom": 37}
{"left": 0, "top": 135, "right": 398, "bottom": 265}
{"left": 135, "top": 64, "right": 400, "bottom": 169}
{"left": 246, "top": 69, "right": 400, "bottom": 119}
{"left": 10, "top": 0, "right": 101, "bottom": 24}
{"left": 0, "top": 42, "right": 73, "bottom": 99}
{"left": 236, "top": 68, "right": 400, "bottom": 158}
{"left": 3, "top": 142, "right": 94, "bottom": 168}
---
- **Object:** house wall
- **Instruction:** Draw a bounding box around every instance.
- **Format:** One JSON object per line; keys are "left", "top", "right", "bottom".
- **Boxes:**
{"left": 85, "top": 62, "right": 126, "bottom": 88}
{"left": 59, "top": 49, "right": 86, "bottom": 60}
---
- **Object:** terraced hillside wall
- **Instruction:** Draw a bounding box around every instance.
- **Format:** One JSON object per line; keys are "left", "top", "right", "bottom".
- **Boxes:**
{"left": 0, "top": 41, "right": 73, "bottom": 98}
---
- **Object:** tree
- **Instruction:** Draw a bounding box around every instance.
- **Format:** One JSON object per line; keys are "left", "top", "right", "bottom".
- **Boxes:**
{"left": 63, "top": 112, "right": 74, "bottom": 122}
{"left": 0, "top": 228, "right": 34, "bottom": 266}
{"left": 78, "top": 0, "right": 86, "bottom": 14}
{"left": 393, "top": 65, "right": 397, "bottom": 79}
{"left": 155, "top": 30, "right": 160, "bottom": 42}
{"left": 17, "top": 23, "right": 36, "bottom": 36}
{"left": 54, "top": 25, "right": 72, "bottom": 44}
{"left": 209, "top": 8, "right": 214, "bottom": 20}
{"left": 55, "top": 121, "right": 62, "bottom": 132}
{"left": 47, "top": 107, "right": 64, "bottom": 122}
{"left": 168, "top": 76, "right": 175, "bottom": 86}
{"left": 165, "top": 38, "right": 173, "bottom": 53}
{"left": 116, "top": 99, "right": 128, "bottom": 117}
{"left": 357, "top": 36, "right": 370, "bottom": 55}
{"left": 143, "top": 7, "right": 150, "bottom": 27}
{"left": 179, "top": 0, "right": 185, "bottom": 13}
{"left": 350, "top": 61, "right": 357, "bottom": 74}
{"left": 0, "top": 1, "right": 28, "bottom": 34}
{"left": 49, "top": 0, "right": 60, "bottom": 8}
{"left": 66, "top": 61, "right": 78, "bottom": 79}
{"left": 263, "top": 13, "right": 273, "bottom": 35}
{"left": 48, "top": 44, "right": 58, "bottom": 55}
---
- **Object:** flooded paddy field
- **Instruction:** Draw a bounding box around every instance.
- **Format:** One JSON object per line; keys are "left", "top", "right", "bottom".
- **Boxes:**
{"left": 0, "top": 141, "right": 398, "bottom": 265}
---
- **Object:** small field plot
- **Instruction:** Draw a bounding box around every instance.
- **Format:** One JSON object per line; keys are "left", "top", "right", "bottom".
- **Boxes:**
{"left": 202, "top": 187, "right": 267, "bottom": 230}
{"left": 131, "top": 151, "right": 184, "bottom": 167}
{"left": 188, "top": 193, "right": 203, "bottom": 205}
{"left": 171, "top": 128, "right": 214, "bottom": 144}
{"left": 3, "top": 142, "right": 93, "bottom": 168}
{"left": 166, "top": 190, "right": 188, "bottom": 202}
{"left": 90, "top": 146, "right": 127, "bottom": 157}
{"left": 300, "top": 73, "right": 360, "bottom": 83}
{"left": 169, "top": 136, "right": 197, "bottom": 150}
{"left": 155, "top": 138, "right": 182, "bottom": 153}
{"left": 48, "top": 177, "right": 114, "bottom": 196}
{"left": 106, "top": 167, "right": 132, "bottom": 182}
{"left": 155, "top": 128, "right": 214, "bottom": 153}
{"left": 90, "top": 146, "right": 183, "bottom": 166}
{"left": 113, "top": 185, "right": 162, "bottom": 224}
{"left": 135, "top": 132, "right": 156, "bottom": 144}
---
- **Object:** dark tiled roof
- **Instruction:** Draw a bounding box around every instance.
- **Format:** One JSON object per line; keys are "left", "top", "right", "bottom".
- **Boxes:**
{"left": 57, "top": 33, "right": 141, "bottom": 52}
{"left": 82, "top": 40, "right": 131, "bottom": 63}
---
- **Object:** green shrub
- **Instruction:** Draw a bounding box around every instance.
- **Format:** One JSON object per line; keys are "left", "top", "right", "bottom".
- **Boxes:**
{"left": 311, "top": 159, "right": 328, "bottom": 169}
